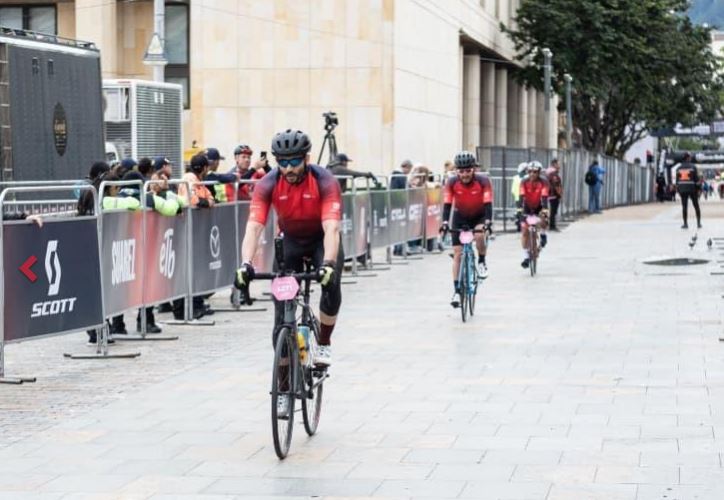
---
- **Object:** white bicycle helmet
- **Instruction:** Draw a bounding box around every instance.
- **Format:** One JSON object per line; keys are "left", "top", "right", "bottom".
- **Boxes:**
{"left": 517, "top": 162, "right": 529, "bottom": 175}
{"left": 528, "top": 160, "right": 543, "bottom": 172}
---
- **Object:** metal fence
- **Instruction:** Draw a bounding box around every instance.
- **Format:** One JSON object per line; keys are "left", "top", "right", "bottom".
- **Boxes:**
{"left": 477, "top": 146, "right": 655, "bottom": 231}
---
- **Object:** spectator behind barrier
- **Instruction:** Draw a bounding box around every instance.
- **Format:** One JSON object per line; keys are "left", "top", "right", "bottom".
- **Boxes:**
{"left": 408, "top": 164, "right": 432, "bottom": 189}
{"left": 229, "top": 144, "right": 266, "bottom": 200}
{"left": 78, "top": 161, "right": 111, "bottom": 216}
{"left": 204, "top": 146, "right": 239, "bottom": 203}
{"left": 390, "top": 159, "right": 413, "bottom": 190}
{"left": 178, "top": 154, "right": 215, "bottom": 208}
{"left": 151, "top": 156, "right": 173, "bottom": 196}
{"left": 327, "top": 153, "right": 377, "bottom": 192}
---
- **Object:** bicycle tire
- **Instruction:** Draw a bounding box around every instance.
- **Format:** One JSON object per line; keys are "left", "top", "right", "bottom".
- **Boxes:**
{"left": 468, "top": 252, "right": 477, "bottom": 317}
{"left": 459, "top": 252, "right": 468, "bottom": 322}
{"left": 529, "top": 229, "right": 537, "bottom": 277}
{"left": 271, "top": 327, "right": 296, "bottom": 459}
{"left": 302, "top": 320, "right": 324, "bottom": 436}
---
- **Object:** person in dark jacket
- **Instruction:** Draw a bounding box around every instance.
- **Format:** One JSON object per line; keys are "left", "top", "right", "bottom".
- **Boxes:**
{"left": 327, "top": 153, "right": 377, "bottom": 191}
{"left": 675, "top": 152, "right": 702, "bottom": 229}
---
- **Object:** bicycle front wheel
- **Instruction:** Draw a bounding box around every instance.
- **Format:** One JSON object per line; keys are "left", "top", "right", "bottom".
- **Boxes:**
{"left": 529, "top": 230, "right": 537, "bottom": 277}
{"left": 467, "top": 255, "right": 477, "bottom": 317}
{"left": 302, "top": 321, "right": 324, "bottom": 436}
{"left": 271, "top": 327, "right": 297, "bottom": 459}
{"left": 460, "top": 253, "right": 468, "bottom": 322}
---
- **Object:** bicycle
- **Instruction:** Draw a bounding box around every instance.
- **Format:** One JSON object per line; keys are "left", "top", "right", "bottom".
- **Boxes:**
{"left": 449, "top": 227, "right": 484, "bottom": 322}
{"left": 525, "top": 214, "right": 542, "bottom": 277}
{"left": 253, "top": 237, "right": 329, "bottom": 459}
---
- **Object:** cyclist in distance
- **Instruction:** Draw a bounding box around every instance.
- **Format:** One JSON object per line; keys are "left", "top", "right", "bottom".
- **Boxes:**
{"left": 234, "top": 129, "right": 343, "bottom": 367}
{"left": 440, "top": 151, "right": 493, "bottom": 308}
{"left": 520, "top": 161, "right": 550, "bottom": 269}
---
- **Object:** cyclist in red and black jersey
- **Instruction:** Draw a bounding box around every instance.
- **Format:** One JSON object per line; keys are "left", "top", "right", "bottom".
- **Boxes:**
{"left": 234, "top": 129, "right": 343, "bottom": 368}
{"left": 519, "top": 161, "right": 550, "bottom": 269}
{"left": 440, "top": 151, "right": 493, "bottom": 308}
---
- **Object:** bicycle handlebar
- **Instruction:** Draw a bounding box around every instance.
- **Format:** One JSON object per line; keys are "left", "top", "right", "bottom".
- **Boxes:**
{"left": 254, "top": 272, "right": 321, "bottom": 282}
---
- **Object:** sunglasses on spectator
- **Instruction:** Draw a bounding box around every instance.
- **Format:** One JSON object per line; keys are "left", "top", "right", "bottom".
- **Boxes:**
{"left": 278, "top": 157, "right": 305, "bottom": 168}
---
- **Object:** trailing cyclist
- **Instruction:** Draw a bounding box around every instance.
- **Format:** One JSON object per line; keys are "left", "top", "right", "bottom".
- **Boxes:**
{"left": 440, "top": 151, "right": 493, "bottom": 308}
{"left": 520, "top": 161, "right": 550, "bottom": 269}
{"left": 234, "top": 129, "right": 343, "bottom": 378}
{"left": 675, "top": 152, "right": 702, "bottom": 229}
{"left": 511, "top": 162, "right": 528, "bottom": 232}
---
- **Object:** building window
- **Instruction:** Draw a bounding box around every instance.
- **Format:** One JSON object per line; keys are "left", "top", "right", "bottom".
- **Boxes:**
{"left": 165, "top": 2, "right": 189, "bottom": 109}
{"left": 0, "top": 5, "right": 57, "bottom": 35}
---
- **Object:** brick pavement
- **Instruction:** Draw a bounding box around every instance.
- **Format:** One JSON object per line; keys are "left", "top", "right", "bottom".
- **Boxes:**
{"left": 1, "top": 200, "right": 723, "bottom": 499}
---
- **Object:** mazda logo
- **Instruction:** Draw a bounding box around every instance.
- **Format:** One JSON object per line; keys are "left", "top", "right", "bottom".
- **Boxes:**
{"left": 210, "top": 225, "right": 220, "bottom": 259}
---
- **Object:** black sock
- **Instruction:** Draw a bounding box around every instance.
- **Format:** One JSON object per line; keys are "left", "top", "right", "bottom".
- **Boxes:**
{"left": 453, "top": 280, "right": 459, "bottom": 292}
{"left": 478, "top": 255, "right": 486, "bottom": 264}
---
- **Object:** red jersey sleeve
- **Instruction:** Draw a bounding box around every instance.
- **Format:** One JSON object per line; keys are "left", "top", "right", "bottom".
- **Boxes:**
{"left": 542, "top": 180, "right": 550, "bottom": 197}
{"left": 248, "top": 171, "right": 276, "bottom": 225}
{"left": 318, "top": 169, "right": 342, "bottom": 222}
{"left": 478, "top": 175, "right": 493, "bottom": 204}
{"left": 519, "top": 180, "right": 528, "bottom": 197}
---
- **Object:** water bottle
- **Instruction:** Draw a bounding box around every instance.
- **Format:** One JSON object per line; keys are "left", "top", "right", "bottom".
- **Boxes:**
{"left": 297, "top": 329, "right": 308, "bottom": 364}
{"left": 298, "top": 325, "right": 311, "bottom": 366}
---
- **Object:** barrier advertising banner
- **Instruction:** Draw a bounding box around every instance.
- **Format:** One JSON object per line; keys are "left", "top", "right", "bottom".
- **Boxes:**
{"left": 407, "top": 188, "right": 426, "bottom": 240}
{"left": 341, "top": 193, "right": 354, "bottom": 257}
{"left": 4, "top": 219, "right": 103, "bottom": 341}
{"left": 100, "top": 210, "right": 144, "bottom": 316}
{"left": 369, "top": 190, "right": 389, "bottom": 249}
{"left": 143, "top": 210, "right": 189, "bottom": 305}
{"left": 388, "top": 189, "right": 408, "bottom": 245}
{"left": 191, "top": 205, "right": 238, "bottom": 294}
{"left": 426, "top": 187, "right": 442, "bottom": 237}
{"left": 352, "top": 192, "right": 369, "bottom": 257}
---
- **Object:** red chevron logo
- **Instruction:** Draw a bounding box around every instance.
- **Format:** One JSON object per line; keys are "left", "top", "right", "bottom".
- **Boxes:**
{"left": 19, "top": 255, "right": 37, "bottom": 282}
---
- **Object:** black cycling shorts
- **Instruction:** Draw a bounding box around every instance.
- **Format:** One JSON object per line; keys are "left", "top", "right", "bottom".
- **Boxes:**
{"left": 522, "top": 205, "right": 543, "bottom": 216}
{"left": 451, "top": 213, "right": 485, "bottom": 246}
{"left": 272, "top": 238, "right": 344, "bottom": 345}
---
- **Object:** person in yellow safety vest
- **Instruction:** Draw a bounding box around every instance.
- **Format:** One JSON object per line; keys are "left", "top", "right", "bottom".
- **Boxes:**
{"left": 511, "top": 162, "right": 528, "bottom": 232}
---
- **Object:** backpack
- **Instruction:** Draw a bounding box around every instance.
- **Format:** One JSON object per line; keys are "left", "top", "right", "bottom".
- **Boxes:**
{"left": 584, "top": 169, "right": 597, "bottom": 186}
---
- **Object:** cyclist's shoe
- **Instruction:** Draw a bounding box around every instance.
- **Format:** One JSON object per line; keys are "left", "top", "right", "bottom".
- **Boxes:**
{"left": 698, "top": 223, "right": 703, "bottom": 229}
{"left": 276, "top": 396, "right": 290, "bottom": 419}
{"left": 540, "top": 234, "right": 548, "bottom": 248}
{"left": 477, "top": 263, "right": 488, "bottom": 280}
{"left": 521, "top": 258, "right": 530, "bottom": 269}
{"left": 681, "top": 224, "right": 688, "bottom": 230}
{"left": 450, "top": 292, "right": 461, "bottom": 308}
{"left": 314, "top": 345, "right": 332, "bottom": 366}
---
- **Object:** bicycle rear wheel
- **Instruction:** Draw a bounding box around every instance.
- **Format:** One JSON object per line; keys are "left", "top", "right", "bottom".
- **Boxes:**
{"left": 302, "top": 320, "right": 324, "bottom": 436}
{"left": 459, "top": 253, "right": 468, "bottom": 322}
{"left": 467, "top": 254, "right": 477, "bottom": 317}
{"left": 271, "top": 327, "right": 296, "bottom": 459}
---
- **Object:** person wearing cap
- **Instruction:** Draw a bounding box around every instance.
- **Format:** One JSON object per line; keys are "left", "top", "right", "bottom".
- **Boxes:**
{"left": 151, "top": 156, "right": 173, "bottom": 195}
{"left": 205, "top": 147, "right": 225, "bottom": 172}
{"left": 327, "top": 153, "right": 377, "bottom": 192}
{"left": 204, "top": 150, "right": 238, "bottom": 203}
{"left": 391, "top": 159, "right": 413, "bottom": 190}
{"left": 113, "top": 158, "right": 138, "bottom": 179}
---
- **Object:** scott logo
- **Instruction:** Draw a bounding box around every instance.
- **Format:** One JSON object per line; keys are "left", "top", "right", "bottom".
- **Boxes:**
{"left": 160, "top": 229, "right": 175, "bottom": 278}
{"left": 45, "top": 240, "right": 61, "bottom": 296}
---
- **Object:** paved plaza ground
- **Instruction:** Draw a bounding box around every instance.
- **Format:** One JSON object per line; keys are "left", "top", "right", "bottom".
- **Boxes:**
{"left": 1, "top": 199, "right": 724, "bottom": 499}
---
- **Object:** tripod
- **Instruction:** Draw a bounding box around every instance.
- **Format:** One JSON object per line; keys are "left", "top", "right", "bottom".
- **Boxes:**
{"left": 317, "top": 126, "right": 338, "bottom": 166}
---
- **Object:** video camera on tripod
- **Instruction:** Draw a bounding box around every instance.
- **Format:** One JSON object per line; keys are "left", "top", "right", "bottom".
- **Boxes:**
{"left": 318, "top": 111, "right": 339, "bottom": 166}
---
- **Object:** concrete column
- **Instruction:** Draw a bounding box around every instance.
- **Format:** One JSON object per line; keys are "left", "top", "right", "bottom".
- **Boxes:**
{"left": 507, "top": 79, "right": 519, "bottom": 146}
{"left": 462, "top": 55, "right": 481, "bottom": 153}
{"left": 75, "top": 0, "right": 119, "bottom": 77}
{"left": 518, "top": 85, "right": 528, "bottom": 148}
{"left": 527, "top": 87, "right": 537, "bottom": 148}
{"left": 495, "top": 67, "right": 508, "bottom": 146}
{"left": 481, "top": 62, "right": 496, "bottom": 147}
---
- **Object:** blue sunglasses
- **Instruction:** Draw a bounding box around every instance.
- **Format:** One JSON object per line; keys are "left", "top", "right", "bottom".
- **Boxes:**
{"left": 278, "top": 157, "right": 305, "bottom": 168}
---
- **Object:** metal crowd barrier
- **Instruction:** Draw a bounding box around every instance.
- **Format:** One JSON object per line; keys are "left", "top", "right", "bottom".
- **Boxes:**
{"left": 0, "top": 176, "right": 446, "bottom": 383}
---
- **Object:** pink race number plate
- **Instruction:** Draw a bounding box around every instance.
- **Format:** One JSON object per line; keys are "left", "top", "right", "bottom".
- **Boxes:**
{"left": 271, "top": 276, "right": 299, "bottom": 301}
{"left": 526, "top": 215, "right": 541, "bottom": 225}
{"left": 459, "top": 231, "right": 474, "bottom": 244}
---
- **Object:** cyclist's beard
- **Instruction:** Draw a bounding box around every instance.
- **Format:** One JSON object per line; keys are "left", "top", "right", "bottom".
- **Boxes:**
{"left": 284, "top": 168, "right": 305, "bottom": 184}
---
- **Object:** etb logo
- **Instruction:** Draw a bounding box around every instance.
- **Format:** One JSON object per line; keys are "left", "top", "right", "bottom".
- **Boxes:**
{"left": 160, "top": 229, "right": 175, "bottom": 279}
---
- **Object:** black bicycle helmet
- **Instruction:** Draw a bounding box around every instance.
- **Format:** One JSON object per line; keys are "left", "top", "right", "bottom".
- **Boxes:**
{"left": 454, "top": 151, "right": 477, "bottom": 169}
{"left": 271, "top": 129, "right": 312, "bottom": 157}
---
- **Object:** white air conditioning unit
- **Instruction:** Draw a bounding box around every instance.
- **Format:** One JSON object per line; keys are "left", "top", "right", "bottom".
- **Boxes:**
{"left": 103, "top": 79, "right": 183, "bottom": 176}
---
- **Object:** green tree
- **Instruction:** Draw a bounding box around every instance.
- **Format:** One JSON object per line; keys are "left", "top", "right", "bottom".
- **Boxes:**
{"left": 502, "top": 0, "right": 724, "bottom": 158}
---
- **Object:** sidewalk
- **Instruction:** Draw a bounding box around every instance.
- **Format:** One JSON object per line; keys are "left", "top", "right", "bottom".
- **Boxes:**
{"left": 1, "top": 200, "right": 723, "bottom": 499}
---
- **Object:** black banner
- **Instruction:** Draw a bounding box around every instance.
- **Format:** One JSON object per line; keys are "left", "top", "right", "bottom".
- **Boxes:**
{"left": 341, "top": 193, "right": 354, "bottom": 257}
{"left": 191, "top": 204, "right": 238, "bottom": 294}
{"left": 370, "top": 191, "right": 389, "bottom": 249}
{"left": 389, "top": 189, "right": 408, "bottom": 245}
{"left": 4, "top": 218, "right": 103, "bottom": 341}
{"left": 101, "top": 211, "right": 144, "bottom": 316}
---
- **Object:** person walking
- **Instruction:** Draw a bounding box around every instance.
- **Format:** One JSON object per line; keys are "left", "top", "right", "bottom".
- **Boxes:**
{"left": 547, "top": 159, "right": 563, "bottom": 230}
{"left": 675, "top": 152, "right": 702, "bottom": 229}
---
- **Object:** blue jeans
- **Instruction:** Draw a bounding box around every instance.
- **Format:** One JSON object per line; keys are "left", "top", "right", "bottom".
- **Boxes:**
{"left": 588, "top": 184, "right": 601, "bottom": 212}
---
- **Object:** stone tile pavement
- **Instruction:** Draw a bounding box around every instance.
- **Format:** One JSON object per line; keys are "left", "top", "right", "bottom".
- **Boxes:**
{"left": 1, "top": 200, "right": 724, "bottom": 499}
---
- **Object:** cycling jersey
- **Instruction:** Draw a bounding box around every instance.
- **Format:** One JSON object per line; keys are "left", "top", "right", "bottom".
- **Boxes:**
{"left": 520, "top": 177, "right": 550, "bottom": 212}
{"left": 443, "top": 174, "right": 493, "bottom": 222}
{"left": 249, "top": 165, "right": 342, "bottom": 245}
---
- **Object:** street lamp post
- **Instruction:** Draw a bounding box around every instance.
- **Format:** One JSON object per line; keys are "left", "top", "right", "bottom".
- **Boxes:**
{"left": 143, "top": 0, "right": 167, "bottom": 82}
{"left": 564, "top": 73, "right": 573, "bottom": 148}
{"left": 542, "top": 48, "right": 553, "bottom": 148}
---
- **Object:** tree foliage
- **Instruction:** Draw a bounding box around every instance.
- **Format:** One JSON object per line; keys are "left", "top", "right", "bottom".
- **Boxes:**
{"left": 502, "top": 0, "right": 724, "bottom": 158}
